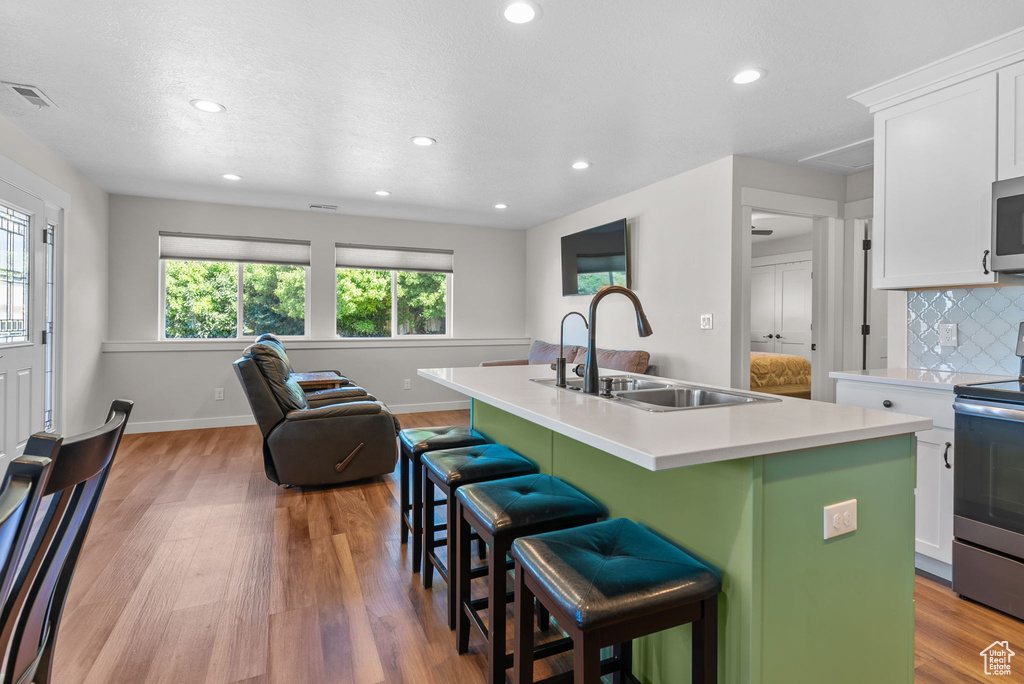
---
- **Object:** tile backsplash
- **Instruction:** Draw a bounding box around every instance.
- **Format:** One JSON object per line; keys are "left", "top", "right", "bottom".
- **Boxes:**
{"left": 908, "top": 287, "right": 1024, "bottom": 375}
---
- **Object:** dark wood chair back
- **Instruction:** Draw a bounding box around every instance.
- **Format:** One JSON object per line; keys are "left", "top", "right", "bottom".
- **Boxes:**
{"left": 0, "top": 399, "right": 133, "bottom": 684}
{"left": 0, "top": 438, "right": 60, "bottom": 609}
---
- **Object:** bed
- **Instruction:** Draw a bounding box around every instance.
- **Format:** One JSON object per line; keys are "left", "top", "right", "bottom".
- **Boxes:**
{"left": 750, "top": 352, "right": 812, "bottom": 400}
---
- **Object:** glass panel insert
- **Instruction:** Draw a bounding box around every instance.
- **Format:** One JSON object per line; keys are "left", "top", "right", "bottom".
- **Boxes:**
{"left": 396, "top": 271, "right": 447, "bottom": 335}
{"left": 164, "top": 260, "right": 239, "bottom": 338}
{"left": 0, "top": 205, "right": 30, "bottom": 344}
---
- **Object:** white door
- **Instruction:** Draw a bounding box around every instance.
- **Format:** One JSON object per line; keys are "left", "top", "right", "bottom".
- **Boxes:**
{"left": 750, "top": 265, "right": 776, "bottom": 352}
{"left": 774, "top": 261, "right": 813, "bottom": 361}
{"left": 874, "top": 73, "right": 997, "bottom": 288}
{"left": 0, "top": 181, "right": 48, "bottom": 465}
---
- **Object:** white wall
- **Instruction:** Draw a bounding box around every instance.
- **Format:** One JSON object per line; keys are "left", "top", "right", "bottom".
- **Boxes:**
{"left": 0, "top": 115, "right": 109, "bottom": 435}
{"left": 752, "top": 234, "right": 813, "bottom": 258}
{"left": 104, "top": 196, "right": 529, "bottom": 431}
{"left": 526, "top": 157, "right": 736, "bottom": 384}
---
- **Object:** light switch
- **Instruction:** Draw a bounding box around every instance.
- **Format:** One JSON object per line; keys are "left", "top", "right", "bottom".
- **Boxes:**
{"left": 700, "top": 314, "right": 713, "bottom": 330}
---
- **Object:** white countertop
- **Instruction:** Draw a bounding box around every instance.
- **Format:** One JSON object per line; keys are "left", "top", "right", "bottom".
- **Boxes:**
{"left": 419, "top": 365, "right": 932, "bottom": 471}
{"left": 829, "top": 368, "right": 1013, "bottom": 391}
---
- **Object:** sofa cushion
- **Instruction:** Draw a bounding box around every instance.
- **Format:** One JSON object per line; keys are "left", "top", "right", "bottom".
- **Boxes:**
{"left": 527, "top": 340, "right": 579, "bottom": 364}
{"left": 246, "top": 342, "right": 308, "bottom": 411}
{"left": 570, "top": 346, "right": 650, "bottom": 374}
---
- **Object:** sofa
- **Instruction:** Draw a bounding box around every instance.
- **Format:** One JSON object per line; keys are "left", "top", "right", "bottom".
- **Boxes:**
{"left": 481, "top": 340, "right": 652, "bottom": 374}
{"left": 233, "top": 335, "right": 400, "bottom": 486}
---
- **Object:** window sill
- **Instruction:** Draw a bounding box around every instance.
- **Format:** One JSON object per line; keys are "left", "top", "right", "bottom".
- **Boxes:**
{"left": 101, "top": 337, "right": 531, "bottom": 353}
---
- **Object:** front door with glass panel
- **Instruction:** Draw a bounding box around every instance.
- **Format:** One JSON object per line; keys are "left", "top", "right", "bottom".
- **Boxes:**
{"left": 0, "top": 181, "right": 47, "bottom": 463}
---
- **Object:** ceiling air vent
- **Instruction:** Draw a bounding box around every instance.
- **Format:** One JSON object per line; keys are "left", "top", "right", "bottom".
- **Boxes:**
{"left": 2, "top": 82, "right": 57, "bottom": 109}
{"left": 798, "top": 138, "right": 873, "bottom": 173}
{"left": 309, "top": 204, "right": 338, "bottom": 213}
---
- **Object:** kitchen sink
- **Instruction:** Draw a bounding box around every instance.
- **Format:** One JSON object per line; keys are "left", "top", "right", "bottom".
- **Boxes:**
{"left": 532, "top": 376, "right": 780, "bottom": 411}
{"left": 614, "top": 386, "right": 778, "bottom": 412}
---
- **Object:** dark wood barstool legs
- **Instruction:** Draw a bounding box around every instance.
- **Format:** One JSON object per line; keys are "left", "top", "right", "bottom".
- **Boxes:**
{"left": 511, "top": 518, "right": 722, "bottom": 684}
{"left": 454, "top": 474, "right": 606, "bottom": 684}
{"left": 397, "top": 426, "right": 490, "bottom": 573}
{"left": 420, "top": 444, "right": 540, "bottom": 629}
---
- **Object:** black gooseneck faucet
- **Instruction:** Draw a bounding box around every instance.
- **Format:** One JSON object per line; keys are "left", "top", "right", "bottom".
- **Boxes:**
{"left": 583, "top": 285, "right": 654, "bottom": 394}
{"left": 555, "top": 311, "right": 589, "bottom": 388}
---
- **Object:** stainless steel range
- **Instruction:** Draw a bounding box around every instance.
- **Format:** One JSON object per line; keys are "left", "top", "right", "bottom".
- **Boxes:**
{"left": 952, "top": 323, "right": 1024, "bottom": 617}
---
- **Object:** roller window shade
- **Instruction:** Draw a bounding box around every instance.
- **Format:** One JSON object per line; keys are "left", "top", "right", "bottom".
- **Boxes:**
{"left": 159, "top": 232, "right": 312, "bottom": 266}
{"left": 334, "top": 244, "right": 454, "bottom": 274}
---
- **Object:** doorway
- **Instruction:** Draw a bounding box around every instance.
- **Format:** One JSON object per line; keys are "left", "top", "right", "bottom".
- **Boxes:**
{"left": 749, "top": 212, "right": 815, "bottom": 400}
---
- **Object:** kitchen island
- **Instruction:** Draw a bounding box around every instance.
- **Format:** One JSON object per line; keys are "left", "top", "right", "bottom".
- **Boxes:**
{"left": 419, "top": 364, "right": 932, "bottom": 684}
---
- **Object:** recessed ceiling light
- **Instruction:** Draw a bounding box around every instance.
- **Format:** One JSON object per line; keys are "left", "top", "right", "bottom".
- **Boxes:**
{"left": 191, "top": 99, "right": 226, "bottom": 113}
{"left": 572, "top": 161, "right": 591, "bottom": 170}
{"left": 732, "top": 69, "right": 765, "bottom": 85}
{"left": 411, "top": 136, "right": 436, "bottom": 146}
{"left": 503, "top": 1, "right": 540, "bottom": 23}
{"left": 495, "top": 203, "right": 509, "bottom": 210}
{"left": 375, "top": 190, "right": 391, "bottom": 197}
{"left": 221, "top": 173, "right": 242, "bottom": 181}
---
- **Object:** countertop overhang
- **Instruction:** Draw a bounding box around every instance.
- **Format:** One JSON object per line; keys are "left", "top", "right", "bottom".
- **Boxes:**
{"left": 418, "top": 365, "right": 933, "bottom": 471}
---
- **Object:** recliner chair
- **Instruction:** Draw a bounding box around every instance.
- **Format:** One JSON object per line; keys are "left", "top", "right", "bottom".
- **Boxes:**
{"left": 234, "top": 337, "right": 400, "bottom": 486}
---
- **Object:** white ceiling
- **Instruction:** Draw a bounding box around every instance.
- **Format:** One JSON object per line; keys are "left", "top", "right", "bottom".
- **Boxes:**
{"left": 1, "top": 1, "right": 1021, "bottom": 230}
{"left": 751, "top": 212, "right": 813, "bottom": 244}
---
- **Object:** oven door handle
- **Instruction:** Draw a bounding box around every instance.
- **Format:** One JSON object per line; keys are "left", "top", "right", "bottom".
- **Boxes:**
{"left": 954, "top": 399, "right": 1024, "bottom": 423}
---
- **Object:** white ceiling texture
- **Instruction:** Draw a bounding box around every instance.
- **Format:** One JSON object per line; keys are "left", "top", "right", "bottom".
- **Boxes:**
{"left": 1, "top": 1, "right": 1021, "bottom": 229}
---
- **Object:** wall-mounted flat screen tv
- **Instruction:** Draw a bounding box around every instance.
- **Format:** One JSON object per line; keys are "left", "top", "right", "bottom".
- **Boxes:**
{"left": 561, "top": 218, "right": 630, "bottom": 296}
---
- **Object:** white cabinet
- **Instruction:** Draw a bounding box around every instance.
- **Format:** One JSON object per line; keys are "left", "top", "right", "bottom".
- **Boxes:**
{"left": 749, "top": 261, "right": 812, "bottom": 361}
{"left": 998, "top": 61, "right": 1024, "bottom": 180}
{"left": 872, "top": 73, "right": 997, "bottom": 289}
{"left": 834, "top": 378, "right": 955, "bottom": 575}
{"left": 915, "top": 429, "right": 954, "bottom": 565}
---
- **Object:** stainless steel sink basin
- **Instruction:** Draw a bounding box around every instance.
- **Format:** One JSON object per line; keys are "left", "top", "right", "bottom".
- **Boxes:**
{"left": 614, "top": 386, "right": 779, "bottom": 412}
{"left": 531, "top": 376, "right": 780, "bottom": 411}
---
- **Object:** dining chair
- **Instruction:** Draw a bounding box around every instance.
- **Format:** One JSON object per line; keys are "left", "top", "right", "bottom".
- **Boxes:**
{"left": 0, "top": 399, "right": 133, "bottom": 684}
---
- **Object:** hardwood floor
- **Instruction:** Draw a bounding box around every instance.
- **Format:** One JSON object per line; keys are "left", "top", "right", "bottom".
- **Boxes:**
{"left": 52, "top": 410, "right": 1024, "bottom": 683}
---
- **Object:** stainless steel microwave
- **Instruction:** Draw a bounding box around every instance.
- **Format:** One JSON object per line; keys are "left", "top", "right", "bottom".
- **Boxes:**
{"left": 993, "top": 177, "right": 1024, "bottom": 272}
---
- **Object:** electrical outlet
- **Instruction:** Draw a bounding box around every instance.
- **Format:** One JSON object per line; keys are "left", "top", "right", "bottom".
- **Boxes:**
{"left": 700, "top": 314, "right": 713, "bottom": 330}
{"left": 939, "top": 323, "right": 958, "bottom": 347}
{"left": 823, "top": 499, "right": 858, "bottom": 540}
{"left": 403, "top": 379, "right": 412, "bottom": 390}
{"left": 214, "top": 387, "right": 224, "bottom": 401}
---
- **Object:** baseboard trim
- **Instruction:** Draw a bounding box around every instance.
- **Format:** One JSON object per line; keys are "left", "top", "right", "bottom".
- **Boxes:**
{"left": 915, "top": 553, "right": 952, "bottom": 583}
{"left": 124, "top": 400, "right": 471, "bottom": 434}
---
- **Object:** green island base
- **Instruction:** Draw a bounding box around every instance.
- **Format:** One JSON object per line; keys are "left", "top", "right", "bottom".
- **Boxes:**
{"left": 471, "top": 399, "right": 916, "bottom": 684}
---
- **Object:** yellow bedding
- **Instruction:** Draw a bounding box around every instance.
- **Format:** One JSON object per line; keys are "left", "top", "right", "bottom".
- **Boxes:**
{"left": 750, "top": 352, "right": 811, "bottom": 389}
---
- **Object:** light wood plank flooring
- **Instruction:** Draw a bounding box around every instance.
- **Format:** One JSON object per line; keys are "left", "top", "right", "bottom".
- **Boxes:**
{"left": 52, "top": 410, "right": 1024, "bottom": 683}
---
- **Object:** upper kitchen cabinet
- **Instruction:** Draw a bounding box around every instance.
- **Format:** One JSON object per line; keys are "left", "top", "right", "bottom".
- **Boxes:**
{"left": 998, "top": 61, "right": 1024, "bottom": 181}
{"left": 851, "top": 28, "right": 1024, "bottom": 290}
{"left": 872, "top": 74, "right": 997, "bottom": 289}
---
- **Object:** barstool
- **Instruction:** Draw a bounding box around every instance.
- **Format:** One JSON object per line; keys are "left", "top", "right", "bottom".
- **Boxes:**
{"left": 398, "top": 426, "right": 491, "bottom": 573}
{"left": 421, "top": 444, "right": 539, "bottom": 629}
{"left": 511, "top": 518, "right": 722, "bottom": 684}
{"left": 455, "top": 474, "right": 606, "bottom": 684}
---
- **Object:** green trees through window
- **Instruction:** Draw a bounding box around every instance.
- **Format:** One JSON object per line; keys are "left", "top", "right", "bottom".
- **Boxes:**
{"left": 164, "top": 261, "right": 447, "bottom": 339}
{"left": 336, "top": 269, "right": 447, "bottom": 337}
{"left": 164, "top": 261, "right": 306, "bottom": 338}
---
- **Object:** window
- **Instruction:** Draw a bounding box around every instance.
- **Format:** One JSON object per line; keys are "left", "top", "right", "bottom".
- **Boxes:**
{"left": 335, "top": 244, "right": 452, "bottom": 338}
{"left": 160, "top": 233, "right": 310, "bottom": 339}
{"left": 0, "top": 204, "right": 30, "bottom": 344}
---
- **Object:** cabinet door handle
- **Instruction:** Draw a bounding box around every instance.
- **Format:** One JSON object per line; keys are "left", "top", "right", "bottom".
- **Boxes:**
{"left": 882, "top": 399, "right": 893, "bottom": 408}
{"left": 763, "top": 334, "right": 774, "bottom": 339}
{"left": 775, "top": 334, "right": 784, "bottom": 339}
{"left": 943, "top": 442, "right": 952, "bottom": 469}
{"left": 983, "top": 249, "right": 991, "bottom": 275}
